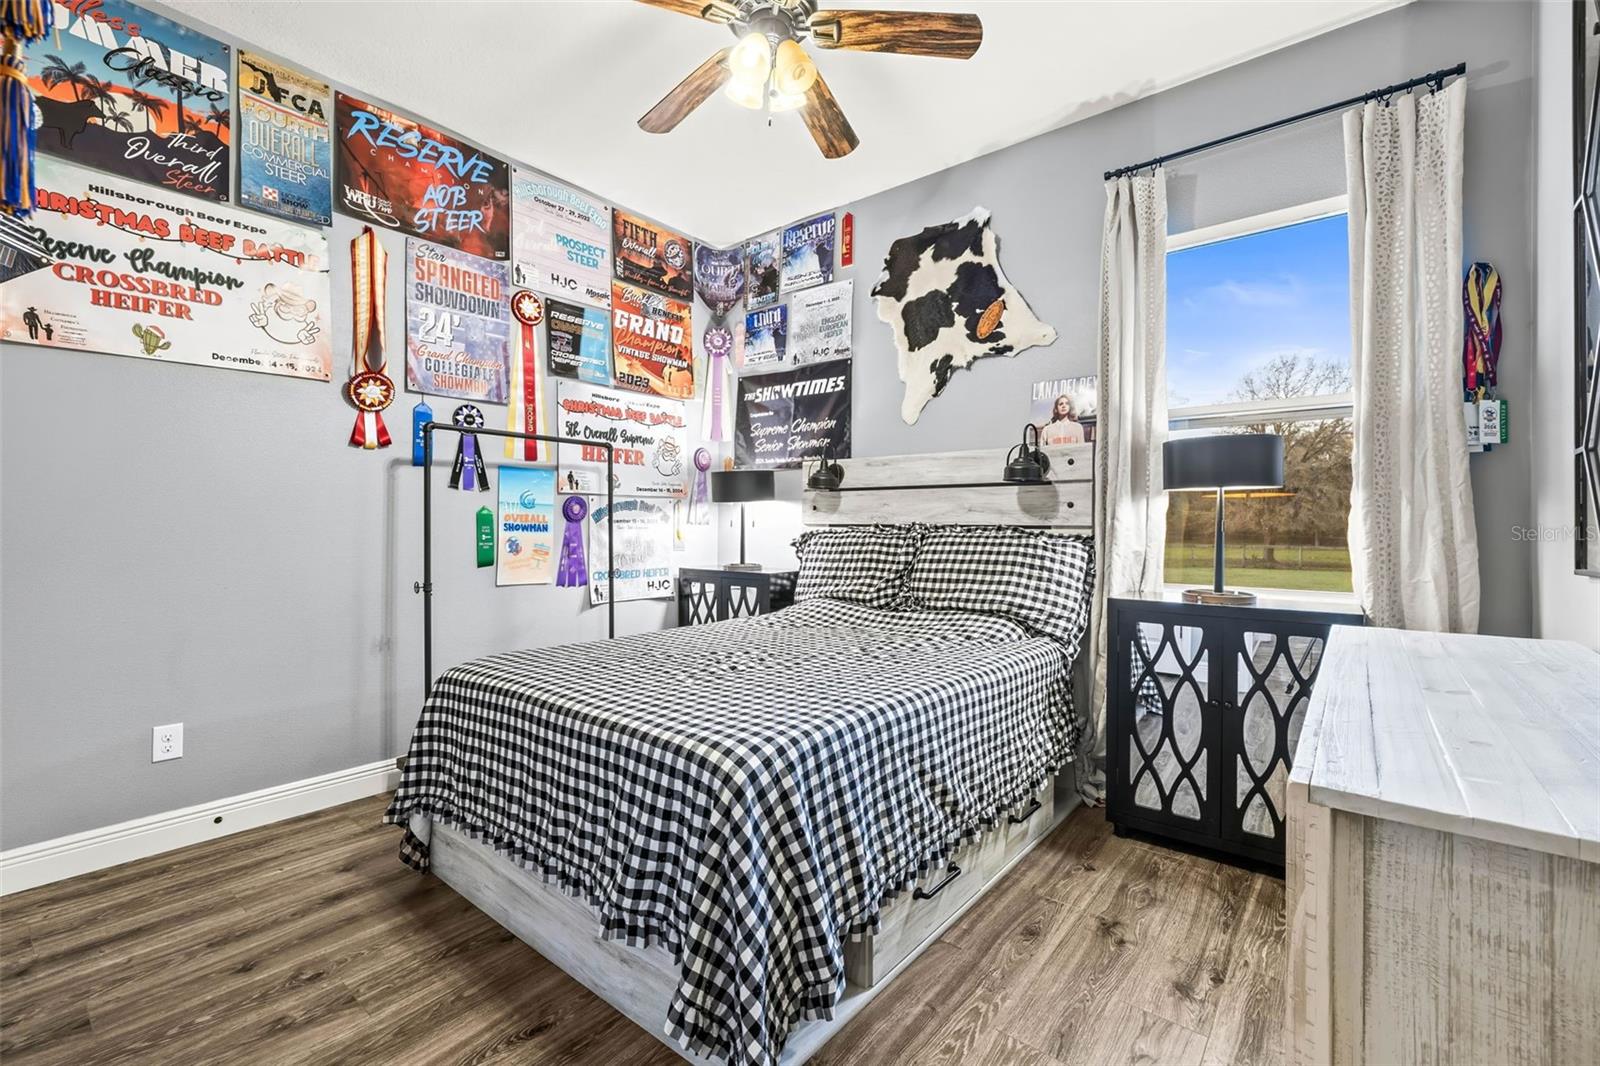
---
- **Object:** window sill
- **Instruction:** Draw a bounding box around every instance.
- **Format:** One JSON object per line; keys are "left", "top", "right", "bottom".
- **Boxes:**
{"left": 1160, "top": 583, "right": 1361, "bottom": 617}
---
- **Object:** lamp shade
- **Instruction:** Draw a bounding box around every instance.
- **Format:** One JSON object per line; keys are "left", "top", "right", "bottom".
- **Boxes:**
{"left": 710, "top": 468, "right": 775, "bottom": 503}
{"left": 1163, "top": 433, "right": 1284, "bottom": 491}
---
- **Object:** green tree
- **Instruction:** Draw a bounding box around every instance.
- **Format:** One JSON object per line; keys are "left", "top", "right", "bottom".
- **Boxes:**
{"left": 1226, "top": 351, "right": 1353, "bottom": 563}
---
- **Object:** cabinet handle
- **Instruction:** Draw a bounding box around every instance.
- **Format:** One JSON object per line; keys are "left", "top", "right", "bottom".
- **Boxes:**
{"left": 913, "top": 863, "right": 962, "bottom": 900}
{"left": 1008, "top": 798, "right": 1042, "bottom": 825}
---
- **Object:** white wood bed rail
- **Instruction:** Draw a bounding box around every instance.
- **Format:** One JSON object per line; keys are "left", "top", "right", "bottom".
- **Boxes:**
{"left": 802, "top": 443, "right": 1094, "bottom": 531}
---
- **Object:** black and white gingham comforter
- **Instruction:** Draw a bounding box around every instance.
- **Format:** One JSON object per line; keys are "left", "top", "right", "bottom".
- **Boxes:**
{"left": 385, "top": 598, "right": 1081, "bottom": 1065}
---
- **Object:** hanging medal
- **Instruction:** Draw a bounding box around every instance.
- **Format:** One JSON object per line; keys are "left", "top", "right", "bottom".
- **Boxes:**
{"left": 346, "top": 227, "right": 394, "bottom": 449}
{"left": 688, "top": 447, "right": 712, "bottom": 525}
{"left": 556, "top": 496, "right": 589, "bottom": 587}
{"left": 701, "top": 325, "right": 734, "bottom": 442}
{"left": 411, "top": 398, "right": 433, "bottom": 467}
{"left": 506, "top": 290, "right": 544, "bottom": 461}
{"left": 476, "top": 506, "right": 495, "bottom": 568}
{"left": 450, "top": 404, "right": 490, "bottom": 492}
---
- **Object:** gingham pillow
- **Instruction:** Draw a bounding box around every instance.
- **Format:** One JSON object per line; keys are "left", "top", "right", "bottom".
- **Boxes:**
{"left": 907, "top": 526, "right": 1095, "bottom": 652}
{"left": 791, "top": 525, "right": 921, "bottom": 609}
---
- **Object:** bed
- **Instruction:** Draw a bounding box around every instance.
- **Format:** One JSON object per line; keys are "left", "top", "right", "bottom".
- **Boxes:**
{"left": 385, "top": 443, "right": 1096, "bottom": 1065}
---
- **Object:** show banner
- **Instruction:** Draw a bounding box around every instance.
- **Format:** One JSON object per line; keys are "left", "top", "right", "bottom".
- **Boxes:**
{"left": 547, "top": 297, "right": 611, "bottom": 385}
{"left": 496, "top": 465, "right": 557, "bottom": 587}
{"left": 238, "top": 52, "right": 333, "bottom": 225}
{"left": 511, "top": 169, "right": 611, "bottom": 307}
{"left": 611, "top": 281, "right": 694, "bottom": 399}
{"left": 788, "top": 279, "right": 852, "bottom": 365}
{"left": 693, "top": 244, "right": 745, "bottom": 320}
{"left": 34, "top": 1, "right": 231, "bottom": 202}
{"left": 613, "top": 210, "right": 693, "bottom": 300}
{"left": 781, "top": 213, "right": 835, "bottom": 292}
{"left": 335, "top": 92, "right": 510, "bottom": 260}
{"left": 735, "top": 361, "right": 851, "bottom": 469}
{"left": 744, "top": 304, "right": 786, "bottom": 368}
{"left": 745, "top": 231, "right": 780, "bottom": 310}
{"left": 589, "top": 498, "right": 675, "bottom": 605}
{"left": 556, "top": 381, "right": 687, "bottom": 498}
{"left": 404, "top": 239, "right": 510, "bottom": 402}
{"left": 0, "top": 157, "right": 332, "bottom": 380}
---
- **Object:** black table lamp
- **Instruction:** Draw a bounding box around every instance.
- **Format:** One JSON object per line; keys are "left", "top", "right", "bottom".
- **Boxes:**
{"left": 1163, "top": 433, "right": 1284, "bottom": 606}
{"left": 710, "top": 469, "right": 775, "bottom": 571}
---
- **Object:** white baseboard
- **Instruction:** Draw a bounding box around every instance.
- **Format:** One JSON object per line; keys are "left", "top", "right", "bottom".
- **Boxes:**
{"left": 0, "top": 759, "right": 401, "bottom": 897}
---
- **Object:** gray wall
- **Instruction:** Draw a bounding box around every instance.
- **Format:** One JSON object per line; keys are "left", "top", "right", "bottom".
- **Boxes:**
{"left": 0, "top": 22, "right": 725, "bottom": 850}
{"left": 0, "top": 0, "right": 1543, "bottom": 849}
{"left": 742, "top": 0, "right": 1536, "bottom": 636}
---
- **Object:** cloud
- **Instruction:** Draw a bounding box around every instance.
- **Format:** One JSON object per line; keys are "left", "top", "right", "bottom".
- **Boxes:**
{"left": 1204, "top": 276, "right": 1305, "bottom": 307}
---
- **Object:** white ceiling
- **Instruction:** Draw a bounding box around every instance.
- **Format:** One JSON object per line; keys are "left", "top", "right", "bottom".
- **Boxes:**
{"left": 162, "top": 0, "right": 1399, "bottom": 246}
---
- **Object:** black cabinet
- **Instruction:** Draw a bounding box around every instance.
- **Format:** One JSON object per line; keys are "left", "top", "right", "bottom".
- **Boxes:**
{"left": 1106, "top": 595, "right": 1363, "bottom": 867}
{"left": 677, "top": 568, "right": 798, "bottom": 626}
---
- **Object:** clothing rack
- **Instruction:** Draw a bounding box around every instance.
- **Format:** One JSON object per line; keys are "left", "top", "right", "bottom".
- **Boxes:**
{"left": 1103, "top": 61, "right": 1466, "bottom": 180}
{"left": 417, "top": 423, "right": 615, "bottom": 699}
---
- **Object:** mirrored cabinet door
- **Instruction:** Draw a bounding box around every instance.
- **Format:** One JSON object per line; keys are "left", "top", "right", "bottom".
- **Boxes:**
{"left": 1222, "top": 628, "right": 1330, "bottom": 846}
{"left": 1113, "top": 611, "right": 1221, "bottom": 839}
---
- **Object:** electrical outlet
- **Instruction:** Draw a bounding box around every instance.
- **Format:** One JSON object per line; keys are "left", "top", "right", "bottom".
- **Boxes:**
{"left": 152, "top": 723, "right": 183, "bottom": 763}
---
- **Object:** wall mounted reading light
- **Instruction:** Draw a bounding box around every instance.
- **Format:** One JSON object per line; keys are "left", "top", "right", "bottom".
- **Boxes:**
{"left": 1002, "top": 423, "right": 1051, "bottom": 484}
{"left": 807, "top": 446, "right": 845, "bottom": 491}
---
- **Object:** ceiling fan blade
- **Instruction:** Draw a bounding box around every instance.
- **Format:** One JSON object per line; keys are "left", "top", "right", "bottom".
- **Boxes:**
{"left": 634, "top": 0, "right": 741, "bottom": 24}
{"left": 639, "top": 49, "right": 733, "bottom": 133}
{"left": 802, "top": 70, "right": 859, "bottom": 160}
{"left": 809, "top": 9, "right": 983, "bottom": 59}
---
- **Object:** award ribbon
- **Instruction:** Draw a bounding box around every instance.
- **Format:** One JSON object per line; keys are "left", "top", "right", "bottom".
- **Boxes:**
{"left": 347, "top": 227, "right": 394, "bottom": 449}
{"left": 506, "top": 290, "right": 544, "bottom": 461}
{"left": 476, "top": 506, "right": 495, "bottom": 569}
{"left": 689, "top": 447, "right": 712, "bottom": 525}
{"left": 411, "top": 399, "right": 433, "bottom": 467}
{"left": 556, "top": 495, "right": 589, "bottom": 587}
{"left": 450, "top": 404, "right": 490, "bottom": 492}
{"left": 702, "top": 326, "right": 733, "bottom": 442}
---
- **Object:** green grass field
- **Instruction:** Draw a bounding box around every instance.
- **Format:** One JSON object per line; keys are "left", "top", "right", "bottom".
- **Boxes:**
{"left": 1165, "top": 544, "right": 1354, "bottom": 593}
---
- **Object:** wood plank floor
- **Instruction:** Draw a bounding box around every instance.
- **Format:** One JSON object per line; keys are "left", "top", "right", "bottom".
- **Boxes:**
{"left": 0, "top": 797, "right": 1286, "bottom": 1065}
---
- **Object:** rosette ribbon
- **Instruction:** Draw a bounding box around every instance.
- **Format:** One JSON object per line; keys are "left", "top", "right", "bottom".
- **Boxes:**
{"left": 449, "top": 404, "right": 490, "bottom": 492}
{"left": 689, "top": 447, "right": 712, "bottom": 525}
{"left": 506, "top": 290, "right": 544, "bottom": 461}
{"left": 347, "top": 227, "right": 394, "bottom": 449}
{"left": 701, "top": 325, "right": 734, "bottom": 442}
{"left": 556, "top": 495, "right": 589, "bottom": 587}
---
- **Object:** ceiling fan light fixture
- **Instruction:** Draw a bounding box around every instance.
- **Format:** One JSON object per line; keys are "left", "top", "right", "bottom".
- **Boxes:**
{"left": 723, "top": 76, "right": 767, "bottom": 110}
{"left": 728, "top": 30, "right": 774, "bottom": 84}
{"left": 768, "top": 89, "right": 806, "bottom": 112}
{"left": 772, "top": 39, "right": 818, "bottom": 96}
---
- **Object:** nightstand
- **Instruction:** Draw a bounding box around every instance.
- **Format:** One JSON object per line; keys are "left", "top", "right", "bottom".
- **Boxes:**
{"left": 1105, "top": 593, "right": 1363, "bottom": 867}
{"left": 677, "top": 567, "right": 798, "bottom": 626}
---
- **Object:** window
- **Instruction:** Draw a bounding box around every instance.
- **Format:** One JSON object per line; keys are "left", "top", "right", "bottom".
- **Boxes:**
{"left": 1165, "top": 199, "right": 1354, "bottom": 596}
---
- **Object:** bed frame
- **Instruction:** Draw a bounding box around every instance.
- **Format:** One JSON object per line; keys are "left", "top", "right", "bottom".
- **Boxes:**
{"left": 422, "top": 443, "right": 1096, "bottom": 1064}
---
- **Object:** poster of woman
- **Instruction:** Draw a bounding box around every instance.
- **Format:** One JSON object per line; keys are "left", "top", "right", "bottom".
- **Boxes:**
{"left": 1029, "top": 375, "right": 1098, "bottom": 445}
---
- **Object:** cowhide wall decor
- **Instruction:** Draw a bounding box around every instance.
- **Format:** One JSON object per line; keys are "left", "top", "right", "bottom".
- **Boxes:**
{"left": 871, "top": 207, "right": 1057, "bottom": 424}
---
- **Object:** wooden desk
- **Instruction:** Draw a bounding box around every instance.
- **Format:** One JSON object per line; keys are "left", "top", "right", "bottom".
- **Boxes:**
{"left": 1285, "top": 626, "right": 1600, "bottom": 1065}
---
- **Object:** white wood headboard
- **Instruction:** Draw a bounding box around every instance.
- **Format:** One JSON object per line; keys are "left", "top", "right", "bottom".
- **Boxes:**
{"left": 801, "top": 443, "right": 1094, "bottom": 531}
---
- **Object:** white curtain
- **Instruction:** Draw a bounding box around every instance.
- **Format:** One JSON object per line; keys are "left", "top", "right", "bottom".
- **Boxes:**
{"left": 1085, "top": 171, "right": 1169, "bottom": 801}
{"left": 1344, "top": 80, "right": 1479, "bottom": 633}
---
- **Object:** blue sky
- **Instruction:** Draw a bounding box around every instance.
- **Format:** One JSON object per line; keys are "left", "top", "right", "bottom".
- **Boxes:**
{"left": 1166, "top": 214, "right": 1351, "bottom": 408}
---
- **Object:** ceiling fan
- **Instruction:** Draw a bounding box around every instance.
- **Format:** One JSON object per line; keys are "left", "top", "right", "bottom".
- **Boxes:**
{"left": 635, "top": 0, "right": 983, "bottom": 159}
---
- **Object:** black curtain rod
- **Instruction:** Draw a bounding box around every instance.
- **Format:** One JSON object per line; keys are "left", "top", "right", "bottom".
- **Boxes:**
{"left": 1103, "top": 62, "right": 1466, "bottom": 181}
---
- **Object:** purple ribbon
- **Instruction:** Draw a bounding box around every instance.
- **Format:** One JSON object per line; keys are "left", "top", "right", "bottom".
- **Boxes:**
{"left": 557, "top": 495, "right": 589, "bottom": 587}
{"left": 689, "top": 447, "right": 711, "bottom": 525}
{"left": 449, "top": 404, "right": 489, "bottom": 492}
